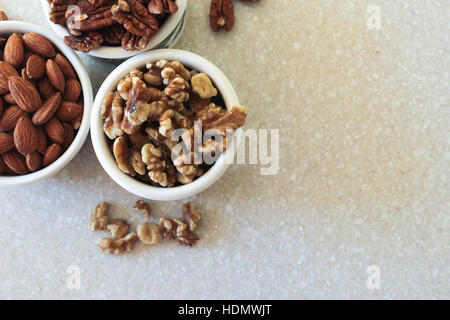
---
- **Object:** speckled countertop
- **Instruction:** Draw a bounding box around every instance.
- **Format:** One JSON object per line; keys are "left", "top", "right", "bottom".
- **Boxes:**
{"left": 0, "top": 0, "right": 448, "bottom": 300}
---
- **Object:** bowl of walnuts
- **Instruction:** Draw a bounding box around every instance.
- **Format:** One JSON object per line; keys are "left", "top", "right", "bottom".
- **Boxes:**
{"left": 91, "top": 49, "right": 248, "bottom": 200}
{"left": 0, "top": 21, "right": 93, "bottom": 187}
{"left": 41, "top": 0, "right": 188, "bottom": 59}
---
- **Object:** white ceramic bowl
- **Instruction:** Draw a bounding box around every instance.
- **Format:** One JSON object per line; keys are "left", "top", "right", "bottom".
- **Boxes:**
{"left": 91, "top": 49, "right": 242, "bottom": 201}
{"left": 0, "top": 21, "right": 93, "bottom": 187}
{"left": 40, "top": 0, "right": 188, "bottom": 60}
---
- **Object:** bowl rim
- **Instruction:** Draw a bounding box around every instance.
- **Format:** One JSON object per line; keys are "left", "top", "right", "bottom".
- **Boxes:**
{"left": 39, "top": 0, "right": 188, "bottom": 60}
{"left": 0, "top": 21, "right": 93, "bottom": 187}
{"left": 91, "top": 49, "right": 242, "bottom": 201}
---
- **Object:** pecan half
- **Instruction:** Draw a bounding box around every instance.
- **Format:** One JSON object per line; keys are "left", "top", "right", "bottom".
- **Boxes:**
{"left": 64, "top": 32, "right": 104, "bottom": 53}
{"left": 210, "top": 0, "right": 234, "bottom": 32}
{"left": 148, "top": 0, "right": 178, "bottom": 15}
{"left": 112, "top": 0, "right": 159, "bottom": 38}
{"left": 49, "top": 0, "right": 77, "bottom": 26}
{"left": 66, "top": 2, "right": 115, "bottom": 33}
{"left": 121, "top": 32, "right": 150, "bottom": 51}
{"left": 101, "top": 24, "right": 126, "bottom": 45}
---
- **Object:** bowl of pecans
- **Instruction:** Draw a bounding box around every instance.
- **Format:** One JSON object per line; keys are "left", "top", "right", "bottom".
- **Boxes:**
{"left": 0, "top": 21, "right": 93, "bottom": 187}
{"left": 41, "top": 0, "right": 188, "bottom": 60}
{"left": 91, "top": 49, "right": 247, "bottom": 200}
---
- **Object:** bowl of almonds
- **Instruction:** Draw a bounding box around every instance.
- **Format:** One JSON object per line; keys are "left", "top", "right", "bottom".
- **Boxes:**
{"left": 91, "top": 49, "right": 247, "bottom": 200}
{"left": 0, "top": 21, "right": 93, "bottom": 187}
{"left": 41, "top": 0, "right": 188, "bottom": 59}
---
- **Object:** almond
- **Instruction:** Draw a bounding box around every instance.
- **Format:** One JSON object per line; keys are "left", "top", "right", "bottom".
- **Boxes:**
{"left": 0, "top": 132, "right": 14, "bottom": 154}
{"left": 38, "top": 77, "right": 57, "bottom": 100}
{"left": 22, "top": 51, "right": 34, "bottom": 69}
{"left": 32, "top": 92, "right": 62, "bottom": 126}
{"left": 26, "top": 54, "right": 46, "bottom": 80}
{"left": 0, "top": 97, "right": 3, "bottom": 117}
{"left": 0, "top": 105, "right": 27, "bottom": 131}
{"left": 26, "top": 152, "right": 42, "bottom": 172}
{"left": 36, "top": 127, "right": 48, "bottom": 154}
{"left": 54, "top": 53, "right": 77, "bottom": 80}
{"left": 4, "top": 33, "right": 24, "bottom": 68}
{"left": 0, "top": 61, "right": 19, "bottom": 95}
{"left": 14, "top": 117, "right": 38, "bottom": 155}
{"left": 63, "top": 79, "right": 81, "bottom": 102}
{"left": 1, "top": 149, "right": 29, "bottom": 175}
{"left": 71, "top": 113, "right": 83, "bottom": 130}
{"left": 46, "top": 59, "right": 65, "bottom": 92}
{"left": 22, "top": 32, "right": 55, "bottom": 58}
{"left": 3, "top": 93, "right": 15, "bottom": 104}
{"left": 8, "top": 76, "right": 42, "bottom": 112}
{"left": 62, "top": 123, "right": 75, "bottom": 150}
{"left": 56, "top": 101, "right": 82, "bottom": 122}
{"left": 0, "top": 157, "right": 5, "bottom": 174}
{"left": 43, "top": 143, "right": 61, "bottom": 167}
{"left": 44, "top": 117, "right": 64, "bottom": 144}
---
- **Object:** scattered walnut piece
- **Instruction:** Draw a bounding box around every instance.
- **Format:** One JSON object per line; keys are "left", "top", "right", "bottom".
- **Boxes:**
{"left": 134, "top": 200, "right": 151, "bottom": 219}
{"left": 89, "top": 201, "right": 109, "bottom": 232}
{"left": 137, "top": 223, "right": 162, "bottom": 244}
{"left": 98, "top": 233, "right": 138, "bottom": 255}
{"left": 106, "top": 219, "right": 129, "bottom": 238}
{"left": 160, "top": 217, "right": 199, "bottom": 247}
{"left": 182, "top": 202, "right": 202, "bottom": 231}
{"left": 191, "top": 73, "right": 218, "bottom": 99}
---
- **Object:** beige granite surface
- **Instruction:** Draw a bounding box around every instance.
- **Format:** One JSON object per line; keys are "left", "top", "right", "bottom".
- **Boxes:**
{"left": 0, "top": 0, "right": 448, "bottom": 299}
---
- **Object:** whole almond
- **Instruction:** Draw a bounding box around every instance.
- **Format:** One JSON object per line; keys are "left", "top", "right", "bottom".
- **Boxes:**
{"left": 3, "top": 93, "right": 15, "bottom": 104}
{"left": 36, "top": 126, "right": 48, "bottom": 154}
{"left": 43, "top": 143, "right": 62, "bottom": 167}
{"left": 38, "top": 77, "right": 57, "bottom": 100}
{"left": 8, "top": 76, "right": 42, "bottom": 112}
{"left": 56, "top": 101, "right": 82, "bottom": 122}
{"left": 26, "top": 152, "right": 42, "bottom": 172}
{"left": 26, "top": 54, "right": 46, "bottom": 80}
{"left": 32, "top": 92, "right": 62, "bottom": 126}
{"left": 0, "top": 105, "right": 27, "bottom": 131}
{"left": 0, "top": 61, "right": 19, "bottom": 94}
{"left": 1, "top": 149, "right": 29, "bottom": 175}
{"left": 63, "top": 79, "right": 81, "bottom": 102}
{"left": 62, "top": 123, "right": 75, "bottom": 150}
{"left": 14, "top": 117, "right": 38, "bottom": 155}
{"left": 71, "top": 113, "right": 83, "bottom": 130}
{"left": 22, "top": 51, "right": 34, "bottom": 69}
{"left": 4, "top": 33, "right": 24, "bottom": 68}
{"left": 22, "top": 32, "right": 55, "bottom": 58}
{"left": 0, "top": 132, "right": 14, "bottom": 154}
{"left": 44, "top": 117, "right": 64, "bottom": 144}
{"left": 0, "top": 157, "right": 5, "bottom": 174}
{"left": 46, "top": 59, "right": 65, "bottom": 92}
{"left": 54, "top": 53, "right": 77, "bottom": 80}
